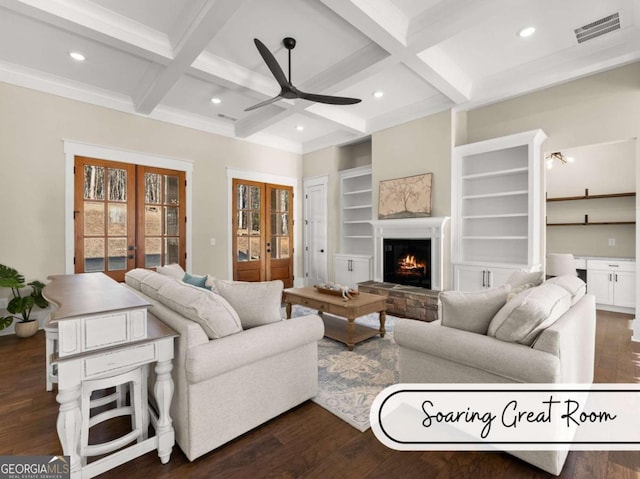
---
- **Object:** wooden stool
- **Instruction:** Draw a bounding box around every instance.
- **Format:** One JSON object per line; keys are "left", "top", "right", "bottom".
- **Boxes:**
{"left": 80, "top": 367, "right": 149, "bottom": 465}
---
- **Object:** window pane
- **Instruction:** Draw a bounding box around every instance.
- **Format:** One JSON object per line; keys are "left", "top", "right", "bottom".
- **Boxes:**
{"left": 250, "top": 212, "right": 260, "bottom": 235}
{"left": 250, "top": 237, "right": 261, "bottom": 261}
{"left": 279, "top": 237, "right": 290, "bottom": 258}
{"left": 84, "top": 165, "right": 104, "bottom": 200}
{"left": 145, "top": 237, "right": 161, "bottom": 268}
{"left": 145, "top": 206, "right": 162, "bottom": 236}
{"left": 236, "top": 211, "right": 248, "bottom": 235}
{"left": 145, "top": 173, "right": 162, "bottom": 204}
{"left": 84, "top": 238, "right": 105, "bottom": 272}
{"left": 84, "top": 202, "right": 104, "bottom": 236}
{"left": 270, "top": 189, "right": 278, "bottom": 211}
{"left": 108, "top": 168, "right": 127, "bottom": 202}
{"left": 165, "top": 207, "right": 179, "bottom": 236}
{"left": 250, "top": 186, "right": 260, "bottom": 209}
{"left": 165, "top": 175, "right": 179, "bottom": 205}
{"left": 237, "top": 236, "right": 248, "bottom": 262}
{"left": 165, "top": 238, "right": 179, "bottom": 265}
{"left": 108, "top": 203, "right": 127, "bottom": 236}
{"left": 108, "top": 238, "right": 127, "bottom": 271}
{"left": 280, "top": 213, "right": 289, "bottom": 235}
{"left": 281, "top": 190, "right": 290, "bottom": 212}
{"left": 237, "top": 185, "right": 248, "bottom": 209}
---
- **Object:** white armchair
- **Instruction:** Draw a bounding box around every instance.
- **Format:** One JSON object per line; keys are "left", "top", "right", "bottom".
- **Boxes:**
{"left": 394, "top": 289, "right": 596, "bottom": 475}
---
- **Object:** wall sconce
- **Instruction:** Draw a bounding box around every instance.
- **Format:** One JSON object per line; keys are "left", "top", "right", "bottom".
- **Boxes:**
{"left": 545, "top": 152, "right": 575, "bottom": 169}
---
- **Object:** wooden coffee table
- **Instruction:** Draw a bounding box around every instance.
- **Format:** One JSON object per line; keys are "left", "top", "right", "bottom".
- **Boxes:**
{"left": 283, "top": 287, "right": 387, "bottom": 351}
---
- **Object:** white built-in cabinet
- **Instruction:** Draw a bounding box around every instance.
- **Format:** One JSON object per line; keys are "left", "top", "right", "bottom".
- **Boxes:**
{"left": 334, "top": 254, "right": 372, "bottom": 290}
{"left": 452, "top": 129, "right": 547, "bottom": 291}
{"left": 587, "top": 259, "right": 636, "bottom": 309}
{"left": 334, "top": 166, "right": 373, "bottom": 288}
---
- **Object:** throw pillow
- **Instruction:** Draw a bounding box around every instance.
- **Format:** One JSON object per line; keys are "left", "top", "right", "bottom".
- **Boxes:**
{"left": 487, "top": 283, "right": 572, "bottom": 346}
{"left": 439, "top": 285, "right": 511, "bottom": 335}
{"left": 182, "top": 272, "right": 208, "bottom": 289}
{"left": 156, "top": 263, "right": 186, "bottom": 280}
{"left": 156, "top": 281, "right": 242, "bottom": 339}
{"left": 215, "top": 279, "right": 284, "bottom": 329}
{"left": 545, "top": 275, "right": 586, "bottom": 305}
{"left": 205, "top": 274, "right": 218, "bottom": 293}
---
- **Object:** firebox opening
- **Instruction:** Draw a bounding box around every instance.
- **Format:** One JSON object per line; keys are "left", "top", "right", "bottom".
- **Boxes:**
{"left": 383, "top": 238, "right": 431, "bottom": 288}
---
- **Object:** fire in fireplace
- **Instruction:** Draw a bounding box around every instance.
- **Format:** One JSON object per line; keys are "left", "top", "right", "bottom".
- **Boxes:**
{"left": 383, "top": 238, "right": 431, "bottom": 288}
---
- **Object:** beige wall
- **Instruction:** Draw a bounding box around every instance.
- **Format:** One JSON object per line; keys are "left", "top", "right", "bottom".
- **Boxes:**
{"left": 372, "top": 109, "right": 452, "bottom": 219}
{"left": 0, "top": 83, "right": 301, "bottom": 291}
{"left": 466, "top": 62, "right": 640, "bottom": 260}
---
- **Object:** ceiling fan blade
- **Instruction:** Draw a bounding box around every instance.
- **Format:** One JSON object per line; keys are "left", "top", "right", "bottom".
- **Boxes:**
{"left": 244, "top": 95, "right": 283, "bottom": 112}
{"left": 253, "top": 38, "right": 289, "bottom": 88}
{"left": 298, "top": 92, "right": 361, "bottom": 105}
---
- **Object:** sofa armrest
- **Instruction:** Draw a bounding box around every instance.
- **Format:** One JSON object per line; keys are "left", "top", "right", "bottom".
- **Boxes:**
{"left": 186, "top": 315, "right": 324, "bottom": 384}
{"left": 394, "top": 318, "right": 561, "bottom": 383}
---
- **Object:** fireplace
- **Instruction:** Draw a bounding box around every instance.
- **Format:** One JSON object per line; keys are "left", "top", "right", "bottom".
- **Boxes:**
{"left": 383, "top": 238, "right": 431, "bottom": 288}
{"left": 370, "top": 217, "right": 448, "bottom": 291}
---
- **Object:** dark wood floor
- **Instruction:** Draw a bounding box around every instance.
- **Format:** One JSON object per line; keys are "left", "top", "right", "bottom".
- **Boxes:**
{"left": 0, "top": 310, "right": 638, "bottom": 478}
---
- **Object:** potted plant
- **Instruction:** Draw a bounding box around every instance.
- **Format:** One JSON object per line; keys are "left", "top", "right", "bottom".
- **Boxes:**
{"left": 0, "top": 264, "right": 49, "bottom": 337}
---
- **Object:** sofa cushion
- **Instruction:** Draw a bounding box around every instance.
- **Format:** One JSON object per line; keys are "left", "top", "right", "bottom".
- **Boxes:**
{"left": 140, "top": 272, "right": 178, "bottom": 301}
{"left": 124, "top": 268, "right": 154, "bottom": 290}
{"left": 156, "top": 263, "right": 186, "bottom": 280}
{"left": 215, "top": 279, "right": 283, "bottom": 329}
{"left": 157, "top": 280, "right": 242, "bottom": 339}
{"left": 182, "top": 272, "right": 208, "bottom": 289}
{"left": 545, "top": 275, "right": 586, "bottom": 305}
{"left": 488, "top": 283, "right": 572, "bottom": 345}
{"left": 440, "top": 285, "right": 510, "bottom": 335}
{"left": 505, "top": 271, "right": 544, "bottom": 300}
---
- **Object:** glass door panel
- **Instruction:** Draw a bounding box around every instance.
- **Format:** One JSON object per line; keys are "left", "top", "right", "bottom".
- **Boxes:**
{"left": 75, "top": 158, "right": 135, "bottom": 282}
{"left": 137, "top": 167, "right": 186, "bottom": 271}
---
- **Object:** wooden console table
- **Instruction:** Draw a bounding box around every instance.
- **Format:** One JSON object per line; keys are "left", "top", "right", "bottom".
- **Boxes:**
{"left": 283, "top": 287, "right": 386, "bottom": 350}
{"left": 45, "top": 273, "right": 178, "bottom": 479}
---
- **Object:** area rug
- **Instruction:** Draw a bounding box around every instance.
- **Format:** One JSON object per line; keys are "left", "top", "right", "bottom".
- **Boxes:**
{"left": 290, "top": 306, "right": 399, "bottom": 432}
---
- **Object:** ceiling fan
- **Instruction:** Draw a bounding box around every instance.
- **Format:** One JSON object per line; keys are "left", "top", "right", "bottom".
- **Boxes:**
{"left": 244, "top": 37, "right": 362, "bottom": 112}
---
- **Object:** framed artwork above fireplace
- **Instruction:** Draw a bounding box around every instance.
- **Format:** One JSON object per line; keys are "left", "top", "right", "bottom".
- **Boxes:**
{"left": 378, "top": 173, "right": 432, "bottom": 219}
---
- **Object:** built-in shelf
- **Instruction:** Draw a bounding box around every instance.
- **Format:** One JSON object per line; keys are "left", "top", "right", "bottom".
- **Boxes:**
{"left": 463, "top": 236, "right": 528, "bottom": 240}
{"left": 340, "top": 165, "right": 373, "bottom": 256}
{"left": 463, "top": 190, "right": 528, "bottom": 200}
{"left": 461, "top": 167, "right": 528, "bottom": 180}
{"left": 463, "top": 213, "right": 528, "bottom": 220}
{"left": 343, "top": 204, "right": 373, "bottom": 210}
{"left": 344, "top": 189, "right": 372, "bottom": 196}
{"left": 344, "top": 235, "right": 373, "bottom": 239}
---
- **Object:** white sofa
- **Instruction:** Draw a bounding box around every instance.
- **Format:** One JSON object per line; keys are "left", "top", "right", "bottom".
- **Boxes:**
{"left": 124, "top": 268, "right": 324, "bottom": 461}
{"left": 394, "top": 276, "right": 596, "bottom": 475}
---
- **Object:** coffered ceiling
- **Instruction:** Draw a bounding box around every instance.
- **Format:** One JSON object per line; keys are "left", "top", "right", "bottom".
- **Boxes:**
{"left": 1, "top": 0, "right": 638, "bottom": 153}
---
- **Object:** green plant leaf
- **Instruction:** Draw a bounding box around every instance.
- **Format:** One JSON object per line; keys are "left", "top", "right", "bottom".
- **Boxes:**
{"left": 28, "top": 280, "right": 49, "bottom": 308}
{"left": 0, "top": 316, "right": 13, "bottom": 330}
{"left": 7, "top": 295, "right": 34, "bottom": 315}
{"left": 0, "top": 264, "right": 24, "bottom": 284}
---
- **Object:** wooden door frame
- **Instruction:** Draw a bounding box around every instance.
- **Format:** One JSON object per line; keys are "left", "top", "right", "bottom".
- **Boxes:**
{"left": 64, "top": 141, "right": 193, "bottom": 274}
{"left": 227, "top": 168, "right": 301, "bottom": 285}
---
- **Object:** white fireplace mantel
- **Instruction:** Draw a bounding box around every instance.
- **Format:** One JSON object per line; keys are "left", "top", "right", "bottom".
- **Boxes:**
{"left": 369, "top": 217, "right": 450, "bottom": 291}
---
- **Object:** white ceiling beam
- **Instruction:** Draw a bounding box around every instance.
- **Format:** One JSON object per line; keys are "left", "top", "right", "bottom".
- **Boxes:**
{"left": 191, "top": 52, "right": 279, "bottom": 98}
{"left": 234, "top": 104, "right": 292, "bottom": 139}
{"left": 133, "top": 0, "right": 246, "bottom": 115}
{"left": 318, "top": 0, "right": 407, "bottom": 54}
{"left": 2, "top": 0, "right": 172, "bottom": 61}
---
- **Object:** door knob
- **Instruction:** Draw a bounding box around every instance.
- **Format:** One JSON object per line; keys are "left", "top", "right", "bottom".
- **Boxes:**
{"left": 319, "top": 249, "right": 325, "bottom": 253}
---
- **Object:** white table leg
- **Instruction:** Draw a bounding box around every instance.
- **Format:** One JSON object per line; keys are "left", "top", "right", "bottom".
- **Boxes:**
{"left": 56, "top": 384, "right": 82, "bottom": 475}
{"left": 154, "top": 359, "right": 174, "bottom": 464}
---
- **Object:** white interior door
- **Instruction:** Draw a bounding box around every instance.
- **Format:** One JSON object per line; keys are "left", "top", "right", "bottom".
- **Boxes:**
{"left": 303, "top": 177, "right": 328, "bottom": 286}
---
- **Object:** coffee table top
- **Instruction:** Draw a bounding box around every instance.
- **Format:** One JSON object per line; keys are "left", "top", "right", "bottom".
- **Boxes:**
{"left": 283, "top": 287, "right": 386, "bottom": 309}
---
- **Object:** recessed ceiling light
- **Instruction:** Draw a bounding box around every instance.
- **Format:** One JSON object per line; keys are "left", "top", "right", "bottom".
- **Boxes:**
{"left": 210, "top": 97, "right": 221, "bottom": 105}
{"left": 373, "top": 90, "right": 384, "bottom": 98}
{"left": 296, "top": 125, "right": 304, "bottom": 131}
{"left": 518, "top": 26, "right": 536, "bottom": 38}
{"left": 69, "top": 52, "right": 85, "bottom": 62}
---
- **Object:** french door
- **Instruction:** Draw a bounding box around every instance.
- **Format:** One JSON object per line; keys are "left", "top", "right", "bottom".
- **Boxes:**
{"left": 74, "top": 156, "right": 186, "bottom": 282}
{"left": 232, "top": 179, "right": 293, "bottom": 287}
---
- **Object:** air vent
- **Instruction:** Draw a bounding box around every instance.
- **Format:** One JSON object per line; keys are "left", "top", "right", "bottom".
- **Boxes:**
{"left": 217, "top": 113, "right": 238, "bottom": 122}
{"left": 574, "top": 13, "right": 620, "bottom": 44}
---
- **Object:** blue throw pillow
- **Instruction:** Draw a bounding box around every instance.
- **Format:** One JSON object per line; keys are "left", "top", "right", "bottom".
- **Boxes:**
{"left": 182, "top": 272, "right": 208, "bottom": 289}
